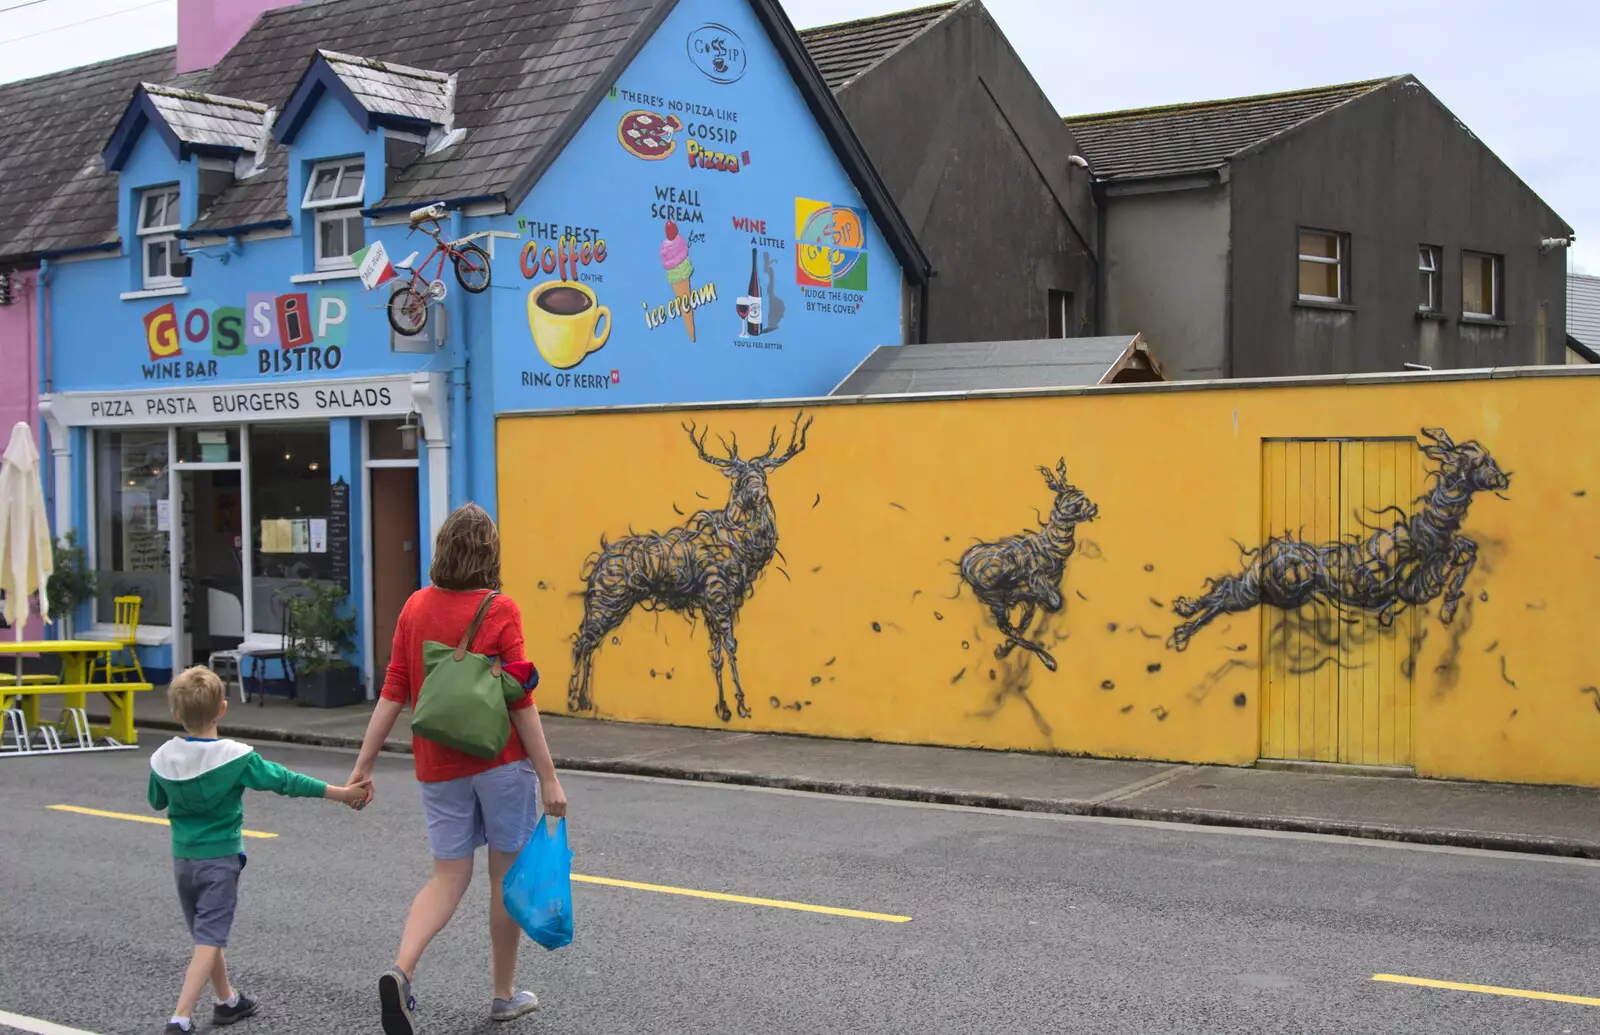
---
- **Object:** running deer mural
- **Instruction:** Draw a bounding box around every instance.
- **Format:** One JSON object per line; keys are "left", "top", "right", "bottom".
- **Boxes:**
{"left": 1167, "top": 427, "right": 1510, "bottom": 652}
{"left": 569, "top": 412, "right": 812, "bottom": 722}
{"left": 959, "top": 459, "right": 1099, "bottom": 672}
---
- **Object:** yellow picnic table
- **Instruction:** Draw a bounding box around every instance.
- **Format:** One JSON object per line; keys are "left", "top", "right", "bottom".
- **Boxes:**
{"left": 0, "top": 639, "right": 155, "bottom": 747}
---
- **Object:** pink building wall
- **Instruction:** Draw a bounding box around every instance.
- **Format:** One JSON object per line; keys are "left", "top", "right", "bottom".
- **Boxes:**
{"left": 0, "top": 269, "right": 44, "bottom": 638}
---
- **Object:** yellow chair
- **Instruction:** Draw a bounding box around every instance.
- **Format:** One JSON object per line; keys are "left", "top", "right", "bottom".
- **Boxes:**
{"left": 90, "top": 596, "right": 145, "bottom": 684}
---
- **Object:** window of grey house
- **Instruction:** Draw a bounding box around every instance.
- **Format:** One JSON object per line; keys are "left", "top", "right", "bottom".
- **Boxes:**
{"left": 1462, "top": 251, "right": 1502, "bottom": 320}
{"left": 1418, "top": 246, "right": 1440, "bottom": 313}
{"left": 138, "top": 186, "right": 182, "bottom": 289}
{"left": 1047, "top": 290, "right": 1073, "bottom": 338}
{"left": 1297, "top": 229, "right": 1346, "bottom": 303}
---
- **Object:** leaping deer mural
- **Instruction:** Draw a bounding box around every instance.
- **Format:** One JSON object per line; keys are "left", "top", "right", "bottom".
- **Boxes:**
{"left": 959, "top": 460, "right": 1099, "bottom": 672}
{"left": 569, "top": 412, "right": 812, "bottom": 722}
{"left": 1168, "top": 427, "right": 1510, "bottom": 652}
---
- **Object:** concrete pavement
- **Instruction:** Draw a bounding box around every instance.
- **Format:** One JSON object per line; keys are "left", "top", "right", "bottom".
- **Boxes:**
{"left": 85, "top": 692, "right": 1600, "bottom": 859}
{"left": 3, "top": 741, "right": 1600, "bottom": 1034}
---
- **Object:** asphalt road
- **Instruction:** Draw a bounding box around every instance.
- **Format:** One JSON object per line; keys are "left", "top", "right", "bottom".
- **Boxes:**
{"left": 1, "top": 740, "right": 1597, "bottom": 1035}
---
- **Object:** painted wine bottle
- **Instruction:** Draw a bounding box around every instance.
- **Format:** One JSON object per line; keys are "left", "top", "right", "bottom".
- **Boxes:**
{"left": 745, "top": 247, "right": 763, "bottom": 337}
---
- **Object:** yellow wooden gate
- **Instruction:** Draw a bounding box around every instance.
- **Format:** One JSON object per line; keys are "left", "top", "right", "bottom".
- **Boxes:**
{"left": 1259, "top": 438, "right": 1419, "bottom": 767}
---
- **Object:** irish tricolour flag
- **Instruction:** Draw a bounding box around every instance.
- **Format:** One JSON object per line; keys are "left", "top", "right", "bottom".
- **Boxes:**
{"left": 352, "top": 240, "right": 397, "bottom": 290}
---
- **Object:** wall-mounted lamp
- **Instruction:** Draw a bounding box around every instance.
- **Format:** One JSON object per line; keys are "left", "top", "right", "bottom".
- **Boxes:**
{"left": 399, "top": 410, "right": 419, "bottom": 452}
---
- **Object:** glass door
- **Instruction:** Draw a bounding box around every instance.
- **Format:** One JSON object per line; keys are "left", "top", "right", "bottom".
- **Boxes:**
{"left": 173, "top": 427, "right": 245, "bottom": 667}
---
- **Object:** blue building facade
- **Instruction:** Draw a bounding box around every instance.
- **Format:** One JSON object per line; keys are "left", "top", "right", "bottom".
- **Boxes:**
{"left": 32, "top": 0, "right": 926, "bottom": 690}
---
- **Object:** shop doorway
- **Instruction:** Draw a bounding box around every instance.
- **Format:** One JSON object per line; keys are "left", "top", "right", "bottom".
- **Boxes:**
{"left": 180, "top": 468, "right": 245, "bottom": 666}
{"left": 366, "top": 418, "right": 421, "bottom": 690}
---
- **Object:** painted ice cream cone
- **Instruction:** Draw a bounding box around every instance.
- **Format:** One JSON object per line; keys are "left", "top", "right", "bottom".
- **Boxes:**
{"left": 661, "top": 220, "right": 696, "bottom": 342}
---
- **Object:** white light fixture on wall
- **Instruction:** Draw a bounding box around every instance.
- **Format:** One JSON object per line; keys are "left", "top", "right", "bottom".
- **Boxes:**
{"left": 399, "top": 410, "right": 419, "bottom": 452}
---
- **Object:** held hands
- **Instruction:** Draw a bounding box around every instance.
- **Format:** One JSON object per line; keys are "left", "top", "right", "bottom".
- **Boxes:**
{"left": 334, "top": 774, "right": 374, "bottom": 810}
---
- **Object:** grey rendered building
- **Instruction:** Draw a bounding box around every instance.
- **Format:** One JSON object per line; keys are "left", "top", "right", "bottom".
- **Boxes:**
{"left": 802, "top": 1, "right": 1099, "bottom": 344}
{"left": 1067, "top": 76, "right": 1575, "bottom": 380}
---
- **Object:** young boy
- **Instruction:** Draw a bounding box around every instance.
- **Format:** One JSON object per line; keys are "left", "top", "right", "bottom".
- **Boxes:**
{"left": 149, "top": 665, "right": 371, "bottom": 1033}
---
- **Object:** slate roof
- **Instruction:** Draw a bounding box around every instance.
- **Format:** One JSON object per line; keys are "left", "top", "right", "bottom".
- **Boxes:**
{"left": 1064, "top": 77, "right": 1394, "bottom": 181}
{"left": 142, "top": 83, "right": 271, "bottom": 151}
{"left": 831, "top": 335, "right": 1163, "bottom": 395}
{"left": 177, "top": 0, "right": 659, "bottom": 228}
{"left": 0, "top": 46, "right": 175, "bottom": 264}
{"left": 799, "top": 1, "right": 961, "bottom": 91}
{"left": 0, "top": 0, "right": 929, "bottom": 283}
{"left": 320, "top": 50, "right": 454, "bottom": 127}
{"left": 1570, "top": 274, "right": 1600, "bottom": 349}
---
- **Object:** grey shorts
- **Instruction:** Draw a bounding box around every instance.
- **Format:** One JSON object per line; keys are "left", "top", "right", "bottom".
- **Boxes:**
{"left": 174, "top": 854, "right": 245, "bottom": 948}
{"left": 418, "top": 759, "right": 540, "bottom": 860}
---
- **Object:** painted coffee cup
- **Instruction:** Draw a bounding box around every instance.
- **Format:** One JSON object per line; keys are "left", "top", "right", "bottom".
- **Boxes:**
{"left": 528, "top": 280, "right": 611, "bottom": 369}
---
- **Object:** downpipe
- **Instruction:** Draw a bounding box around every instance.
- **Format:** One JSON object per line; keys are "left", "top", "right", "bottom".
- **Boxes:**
{"left": 447, "top": 209, "right": 469, "bottom": 508}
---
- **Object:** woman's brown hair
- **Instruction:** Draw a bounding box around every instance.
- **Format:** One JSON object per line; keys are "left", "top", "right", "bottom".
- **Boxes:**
{"left": 429, "top": 502, "right": 502, "bottom": 591}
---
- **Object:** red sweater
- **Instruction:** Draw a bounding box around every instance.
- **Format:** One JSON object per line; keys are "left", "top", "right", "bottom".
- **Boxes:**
{"left": 381, "top": 587, "right": 535, "bottom": 783}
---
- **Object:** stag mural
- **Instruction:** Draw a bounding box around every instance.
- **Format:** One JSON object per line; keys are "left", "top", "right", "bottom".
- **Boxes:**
{"left": 959, "top": 460, "right": 1099, "bottom": 672}
{"left": 1168, "top": 427, "right": 1510, "bottom": 652}
{"left": 570, "top": 412, "right": 812, "bottom": 722}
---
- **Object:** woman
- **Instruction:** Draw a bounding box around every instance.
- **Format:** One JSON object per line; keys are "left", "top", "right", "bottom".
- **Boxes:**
{"left": 347, "top": 502, "right": 567, "bottom": 1034}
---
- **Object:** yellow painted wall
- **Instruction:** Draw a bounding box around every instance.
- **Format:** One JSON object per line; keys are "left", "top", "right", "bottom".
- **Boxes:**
{"left": 497, "top": 371, "right": 1600, "bottom": 786}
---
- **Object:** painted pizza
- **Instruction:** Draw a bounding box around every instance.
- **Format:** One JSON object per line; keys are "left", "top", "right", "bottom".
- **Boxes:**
{"left": 617, "top": 110, "right": 683, "bottom": 161}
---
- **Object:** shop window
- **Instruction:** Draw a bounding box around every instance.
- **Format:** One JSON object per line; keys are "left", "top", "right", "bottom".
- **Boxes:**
{"left": 1417, "top": 246, "right": 1440, "bottom": 313}
{"left": 1297, "top": 228, "right": 1347, "bottom": 303}
{"left": 1462, "top": 251, "right": 1503, "bottom": 320}
{"left": 177, "top": 427, "right": 240, "bottom": 464}
{"left": 249, "top": 423, "right": 338, "bottom": 635}
{"left": 138, "top": 186, "right": 182, "bottom": 289}
{"left": 94, "top": 430, "right": 171, "bottom": 626}
{"left": 304, "top": 159, "right": 366, "bottom": 271}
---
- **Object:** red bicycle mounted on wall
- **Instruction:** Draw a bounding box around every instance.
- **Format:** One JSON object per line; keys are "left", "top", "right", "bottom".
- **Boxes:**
{"left": 386, "top": 203, "right": 492, "bottom": 336}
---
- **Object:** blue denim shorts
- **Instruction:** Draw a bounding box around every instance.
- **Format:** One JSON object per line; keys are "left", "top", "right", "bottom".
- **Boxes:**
{"left": 418, "top": 759, "right": 540, "bottom": 860}
{"left": 174, "top": 854, "right": 245, "bottom": 947}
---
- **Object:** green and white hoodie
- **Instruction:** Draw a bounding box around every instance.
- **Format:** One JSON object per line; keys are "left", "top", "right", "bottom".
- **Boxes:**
{"left": 148, "top": 737, "right": 327, "bottom": 859}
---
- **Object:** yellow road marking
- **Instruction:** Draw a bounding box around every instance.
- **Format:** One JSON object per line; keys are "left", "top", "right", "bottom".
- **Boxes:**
{"left": 1373, "top": 974, "right": 1600, "bottom": 1007}
{"left": 569, "top": 874, "right": 911, "bottom": 922}
{"left": 46, "top": 804, "right": 904, "bottom": 920}
{"left": 46, "top": 804, "right": 278, "bottom": 839}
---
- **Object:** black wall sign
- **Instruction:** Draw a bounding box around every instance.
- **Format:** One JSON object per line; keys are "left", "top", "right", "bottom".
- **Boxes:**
{"left": 328, "top": 477, "right": 351, "bottom": 593}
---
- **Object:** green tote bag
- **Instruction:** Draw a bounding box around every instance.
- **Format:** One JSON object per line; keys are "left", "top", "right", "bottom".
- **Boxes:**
{"left": 411, "top": 591, "right": 528, "bottom": 759}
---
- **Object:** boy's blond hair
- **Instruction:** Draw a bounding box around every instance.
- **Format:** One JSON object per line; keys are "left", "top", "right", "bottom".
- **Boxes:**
{"left": 168, "top": 666, "right": 225, "bottom": 731}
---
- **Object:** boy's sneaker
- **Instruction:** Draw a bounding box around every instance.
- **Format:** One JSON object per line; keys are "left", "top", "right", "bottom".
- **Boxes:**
{"left": 379, "top": 965, "right": 418, "bottom": 1035}
{"left": 164, "top": 1024, "right": 190, "bottom": 1034}
{"left": 491, "top": 990, "right": 539, "bottom": 1021}
{"left": 213, "top": 993, "right": 258, "bottom": 1025}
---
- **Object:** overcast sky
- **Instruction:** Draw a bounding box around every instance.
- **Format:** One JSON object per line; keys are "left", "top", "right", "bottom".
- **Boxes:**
{"left": 1, "top": 0, "right": 1593, "bottom": 272}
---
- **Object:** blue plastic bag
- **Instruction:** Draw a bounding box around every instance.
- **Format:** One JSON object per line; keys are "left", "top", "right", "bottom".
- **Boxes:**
{"left": 502, "top": 815, "right": 574, "bottom": 950}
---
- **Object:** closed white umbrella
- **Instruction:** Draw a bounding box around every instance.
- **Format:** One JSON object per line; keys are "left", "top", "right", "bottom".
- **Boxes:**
{"left": 0, "top": 421, "right": 53, "bottom": 644}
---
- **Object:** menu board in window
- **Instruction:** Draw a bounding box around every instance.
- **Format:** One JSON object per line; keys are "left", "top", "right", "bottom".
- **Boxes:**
{"left": 122, "top": 438, "right": 169, "bottom": 573}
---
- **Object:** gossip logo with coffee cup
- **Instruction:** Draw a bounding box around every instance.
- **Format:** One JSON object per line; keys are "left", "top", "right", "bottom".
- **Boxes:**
{"left": 528, "top": 280, "right": 611, "bottom": 369}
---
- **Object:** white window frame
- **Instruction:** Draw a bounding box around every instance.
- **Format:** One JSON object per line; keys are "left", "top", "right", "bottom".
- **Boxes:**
{"left": 303, "top": 159, "right": 366, "bottom": 272}
{"left": 138, "top": 186, "right": 182, "bottom": 290}
{"left": 1462, "top": 251, "right": 1503, "bottom": 320}
{"left": 1418, "top": 245, "right": 1440, "bottom": 313}
{"left": 1297, "top": 228, "right": 1346, "bottom": 303}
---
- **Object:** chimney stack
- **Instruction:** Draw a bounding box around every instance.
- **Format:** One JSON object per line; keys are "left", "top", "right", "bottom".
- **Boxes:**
{"left": 177, "top": 0, "right": 300, "bottom": 74}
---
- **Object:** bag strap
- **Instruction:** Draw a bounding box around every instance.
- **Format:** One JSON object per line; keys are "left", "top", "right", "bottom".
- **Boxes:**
{"left": 454, "top": 590, "right": 499, "bottom": 662}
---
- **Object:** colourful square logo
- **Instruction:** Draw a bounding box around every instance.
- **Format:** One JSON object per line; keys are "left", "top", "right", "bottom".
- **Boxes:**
{"left": 794, "top": 198, "right": 868, "bottom": 290}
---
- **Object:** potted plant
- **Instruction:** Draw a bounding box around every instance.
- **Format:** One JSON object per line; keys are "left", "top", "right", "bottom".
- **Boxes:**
{"left": 283, "top": 580, "right": 363, "bottom": 708}
{"left": 46, "top": 531, "right": 96, "bottom": 641}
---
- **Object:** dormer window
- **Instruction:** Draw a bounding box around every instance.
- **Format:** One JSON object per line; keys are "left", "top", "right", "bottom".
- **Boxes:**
{"left": 138, "top": 186, "right": 182, "bottom": 289}
{"left": 304, "top": 159, "right": 365, "bottom": 271}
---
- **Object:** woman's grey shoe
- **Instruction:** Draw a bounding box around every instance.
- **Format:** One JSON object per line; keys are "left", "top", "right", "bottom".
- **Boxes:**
{"left": 491, "top": 990, "right": 539, "bottom": 1021}
{"left": 379, "top": 966, "right": 418, "bottom": 1035}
